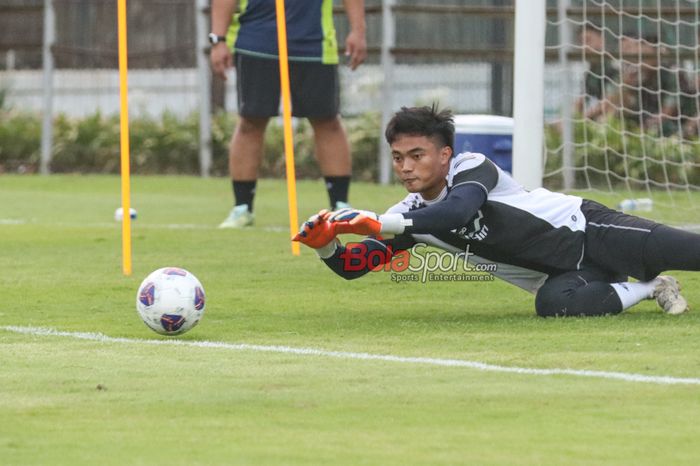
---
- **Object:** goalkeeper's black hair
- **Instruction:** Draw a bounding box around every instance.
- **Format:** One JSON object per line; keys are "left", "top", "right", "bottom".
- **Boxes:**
{"left": 384, "top": 103, "right": 455, "bottom": 153}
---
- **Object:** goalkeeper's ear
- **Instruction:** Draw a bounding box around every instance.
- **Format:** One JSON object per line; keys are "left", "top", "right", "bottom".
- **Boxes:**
{"left": 439, "top": 144, "right": 453, "bottom": 165}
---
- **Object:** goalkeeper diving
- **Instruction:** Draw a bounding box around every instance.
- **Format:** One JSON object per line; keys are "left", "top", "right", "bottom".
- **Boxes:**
{"left": 293, "top": 105, "right": 700, "bottom": 317}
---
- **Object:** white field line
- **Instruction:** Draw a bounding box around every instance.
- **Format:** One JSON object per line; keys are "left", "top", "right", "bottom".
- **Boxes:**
{"left": 2, "top": 326, "right": 700, "bottom": 386}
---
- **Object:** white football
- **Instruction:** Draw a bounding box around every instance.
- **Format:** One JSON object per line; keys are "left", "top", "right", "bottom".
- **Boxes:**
{"left": 115, "top": 207, "right": 138, "bottom": 221}
{"left": 136, "top": 267, "right": 206, "bottom": 336}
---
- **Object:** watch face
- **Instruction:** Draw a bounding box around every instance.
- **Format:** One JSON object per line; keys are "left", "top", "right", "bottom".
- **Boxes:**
{"left": 208, "top": 33, "right": 221, "bottom": 45}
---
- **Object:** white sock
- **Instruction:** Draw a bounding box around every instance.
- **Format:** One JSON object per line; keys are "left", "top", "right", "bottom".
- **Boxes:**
{"left": 610, "top": 280, "right": 658, "bottom": 310}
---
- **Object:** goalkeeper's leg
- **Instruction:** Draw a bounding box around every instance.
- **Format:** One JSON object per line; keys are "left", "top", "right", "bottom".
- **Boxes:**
{"left": 582, "top": 200, "right": 700, "bottom": 281}
{"left": 535, "top": 269, "right": 627, "bottom": 317}
{"left": 641, "top": 224, "right": 700, "bottom": 279}
{"left": 535, "top": 268, "right": 690, "bottom": 317}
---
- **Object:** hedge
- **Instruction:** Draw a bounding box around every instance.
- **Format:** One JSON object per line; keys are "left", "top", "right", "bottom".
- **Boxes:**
{"left": 0, "top": 109, "right": 382, "bottom": 180}
{"left": 2, "top": 107, "right": 697, "bottom": 188}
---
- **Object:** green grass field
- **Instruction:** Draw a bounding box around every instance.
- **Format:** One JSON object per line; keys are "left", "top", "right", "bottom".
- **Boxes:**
{"left": 2, "top": 175, "right": 700, "bottom": 465}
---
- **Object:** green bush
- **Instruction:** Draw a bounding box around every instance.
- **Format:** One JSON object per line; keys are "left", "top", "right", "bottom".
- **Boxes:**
{"left": 346, "top": 111, "right": 382, "bottom": 181}
{"left": 130, "top": 112, "right": 200, "bottom": 175}
{"left": 0, "top": 87, "right": 7, "bottom": 112}
{"left": 4, "top": 109, "right": 698, "bottom": 188}
{"left": 0, "top": 110, "right": 382, "bottom": 180}
{"left": 0, "top": 110, "right": 41, "bottom": 173}
{"left": 52, "top": 113, "right": 121, "bottom": 173}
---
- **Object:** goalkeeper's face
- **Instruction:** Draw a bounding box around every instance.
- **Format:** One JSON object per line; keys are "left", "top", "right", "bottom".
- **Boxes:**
{"left": 390, "top": 134, "right": 452, "bottom": 200}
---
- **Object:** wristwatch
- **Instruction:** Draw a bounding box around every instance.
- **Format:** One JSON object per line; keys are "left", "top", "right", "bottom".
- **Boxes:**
{"left": 208, "top": 33, "right": 226, "bottom": 45}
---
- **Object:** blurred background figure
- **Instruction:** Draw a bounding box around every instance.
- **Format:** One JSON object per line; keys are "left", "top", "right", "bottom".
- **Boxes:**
{"left": 617, "top": 31, "right": 685, "bottom": 136}
{"left": 575, "top": 23, "right": 618, "bottom": 121}
{"left": 210, "top": 0, "right": 367, "bottom": 228}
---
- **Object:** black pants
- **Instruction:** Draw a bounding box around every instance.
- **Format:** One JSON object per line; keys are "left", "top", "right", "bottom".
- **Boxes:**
{"left": 535, "top": 268, "right": 625, "bottom": 317}
{"left": 582, "top": 200, "right": 700, "bottom": 281}
{"left": 235, "top": 53, "right": 340, "bottom": 118}
{"left": 535, "top": 200, "right": 700, "bottom": 317}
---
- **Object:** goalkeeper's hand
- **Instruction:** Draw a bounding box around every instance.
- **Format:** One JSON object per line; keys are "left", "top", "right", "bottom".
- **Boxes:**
{"left": 326, "top": 208, "right": 382, "bottom": 236}
{"left": 292, "top": 210, "right": 337, "bottom": 249}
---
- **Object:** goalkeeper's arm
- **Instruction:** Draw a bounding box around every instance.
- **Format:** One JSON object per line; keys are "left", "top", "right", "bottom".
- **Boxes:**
{"left": 407, "top": 183, "right": 486, "bottom": 232}
{"left": 320, "top": 236, "right": 415, "bottom": 280}
{"left": 388, "top": 183, "right": 486, "bottom": 234}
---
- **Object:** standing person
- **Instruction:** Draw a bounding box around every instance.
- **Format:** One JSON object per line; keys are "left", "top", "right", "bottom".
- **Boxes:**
{"left": 294, "top": 105, "right": 698, "bottom": 317}
{"left": 618, "top": 32, "right": 679, "bottom": 135}
{"left": 210, "top": 0, "right": 366, "bottom": 228}
{"left": 575, "top": 24, "right": 618, "bottom": 121}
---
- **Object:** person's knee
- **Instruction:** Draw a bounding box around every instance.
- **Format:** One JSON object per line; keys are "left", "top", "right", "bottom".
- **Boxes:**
{"left": 535, "top": 287, "right": 568, "bottom": 318}
{"left": 535, "top": 282, "right": 623, "bottom": 317}
{"left": 309, "top": 115, "right": 342, "bottom": 133}
{"left": 237, "top": 117, "right": 269, "bottom": 135}
{"left": 535, "top": 279, "right": 586, "bottom": 317}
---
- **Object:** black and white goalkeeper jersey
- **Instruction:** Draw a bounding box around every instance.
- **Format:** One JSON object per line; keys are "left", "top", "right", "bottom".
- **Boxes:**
{"left": 322, "top": 151, "right": 686, "bottom": 291}
{"left": 386, "top": 152, "right": 587, "bottom": 277}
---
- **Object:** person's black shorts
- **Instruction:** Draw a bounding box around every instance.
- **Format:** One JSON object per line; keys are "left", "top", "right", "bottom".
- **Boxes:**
{"left": 581, "top": 199, "right": 661, "bottom": 281}
{"left": 235, "top": 52, "right": 340, "bottom": 119}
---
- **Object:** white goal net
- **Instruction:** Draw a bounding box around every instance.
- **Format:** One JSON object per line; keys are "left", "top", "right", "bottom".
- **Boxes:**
{"left": 544, "top": 0, "right": 700, "bottom": 227}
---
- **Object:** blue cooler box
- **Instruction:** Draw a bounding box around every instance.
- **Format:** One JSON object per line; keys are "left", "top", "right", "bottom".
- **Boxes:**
{"left": 454, "top": 114, "right": 514, "bottom": 173}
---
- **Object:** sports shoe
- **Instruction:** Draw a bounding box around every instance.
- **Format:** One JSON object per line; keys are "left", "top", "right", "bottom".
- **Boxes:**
{"left": 334, "top": 201, "right": 351, "bottom": 210}
{"left": 218, "top": 204, "right": 254, "bottom": 229}
{"left": 653, "top": 276, "right": 689, "bottom": 315}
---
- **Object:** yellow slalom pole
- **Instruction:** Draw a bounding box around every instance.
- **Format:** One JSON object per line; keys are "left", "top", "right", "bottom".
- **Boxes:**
{"left": 274, "top": 0, "right": 300, "bottom": 255}
{"left": 117, "top": 0, "right": 133, "bottom": 274}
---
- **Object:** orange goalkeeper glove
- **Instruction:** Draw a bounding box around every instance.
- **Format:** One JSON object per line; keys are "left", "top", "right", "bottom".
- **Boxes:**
{"left": 292, "top": 210, "right": 338, "bottom": 249}
{"left": 326, "top": 208, "right": 382, "bottom": 236}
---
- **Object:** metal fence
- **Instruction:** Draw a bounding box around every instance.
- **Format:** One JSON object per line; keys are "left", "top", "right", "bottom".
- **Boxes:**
{"left": 1, "top": 0, "right": 526, "bottom": 179}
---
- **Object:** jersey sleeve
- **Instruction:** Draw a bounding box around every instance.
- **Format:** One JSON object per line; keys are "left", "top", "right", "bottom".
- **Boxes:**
{"left": 449, "top": 153, "right": 499, "bottom": 195}
{"left": 401, "top": 183, "right": 486, "bottom": 233}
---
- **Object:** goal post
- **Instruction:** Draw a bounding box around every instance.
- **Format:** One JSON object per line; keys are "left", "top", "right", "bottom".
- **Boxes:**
{"left": 520, "top": 0, "right": 700, "bottom": 227}
{"left": 512, "top": 0, "right": 546, "bottom": 190}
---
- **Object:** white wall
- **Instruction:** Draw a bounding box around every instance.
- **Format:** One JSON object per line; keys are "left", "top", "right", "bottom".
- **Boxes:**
{"left": 1, "top": 63, "right": 578, "bottom": 119}
{"left": 2, "top": 63, "right": 500, "bottom": 118}
{"left": 1, "top": 69, "right": 201, "bottom": 118}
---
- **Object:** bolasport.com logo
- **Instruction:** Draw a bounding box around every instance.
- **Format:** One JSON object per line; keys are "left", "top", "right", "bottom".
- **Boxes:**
{"left": 339, "top": 242, "right": 497, "bottom": 284}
